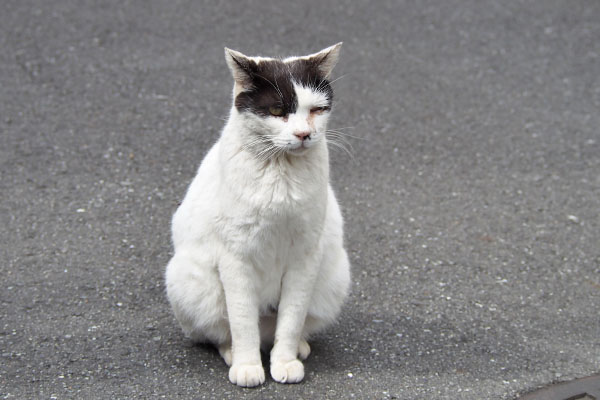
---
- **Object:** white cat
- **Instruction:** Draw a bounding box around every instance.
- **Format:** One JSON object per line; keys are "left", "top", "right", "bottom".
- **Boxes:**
{"left": 165, "top": 43, "right": 350, "bottom": 387}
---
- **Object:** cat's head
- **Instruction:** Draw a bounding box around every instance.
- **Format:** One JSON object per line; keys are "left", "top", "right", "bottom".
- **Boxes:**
{"left": 224, "top": 43, "right": 342, "bottom": 158}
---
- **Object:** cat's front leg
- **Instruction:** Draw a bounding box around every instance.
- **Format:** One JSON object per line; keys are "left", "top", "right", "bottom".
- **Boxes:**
{"left": 270, "top": 261, "right": 319, "bottom": 384}
{"left": 219, "top": 254, "right": 265, "bottom": 387}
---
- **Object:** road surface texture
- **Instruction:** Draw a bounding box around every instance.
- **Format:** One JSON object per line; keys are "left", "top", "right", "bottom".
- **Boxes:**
{"left": 1, "top": 0, "right": 599, "bottom": 399}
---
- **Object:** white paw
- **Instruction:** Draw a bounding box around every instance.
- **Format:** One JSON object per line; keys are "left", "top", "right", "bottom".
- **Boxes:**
{"left": 270, "top": 359, "right": 304, "bottom": 384}
{"left": 228, "top": 363, "right": 265, "bottom": 387}
{"left": 218, "top": 343, "right": 232, "bottom": 367}
{"left": 298, "top": 339, "right": 311, "bottom": 361}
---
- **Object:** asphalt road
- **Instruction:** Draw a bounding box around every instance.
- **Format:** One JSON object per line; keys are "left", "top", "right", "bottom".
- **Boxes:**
{"left": 1, "top": 1, "right": 599, "bottom": 399}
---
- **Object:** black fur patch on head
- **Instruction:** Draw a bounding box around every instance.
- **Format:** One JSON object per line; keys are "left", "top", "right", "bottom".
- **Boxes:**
{"left": 233, "top": 57, "right": 333, "bottom": 117}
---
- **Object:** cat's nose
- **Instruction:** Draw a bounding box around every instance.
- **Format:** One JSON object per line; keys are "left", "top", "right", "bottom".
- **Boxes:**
{"left": 294, "top": 131, "right": 311, "bottom": 141}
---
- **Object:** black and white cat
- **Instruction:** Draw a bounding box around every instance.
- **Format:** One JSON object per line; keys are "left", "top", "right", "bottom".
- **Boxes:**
{"left": 165, "top": 43, "right": 350, "bottom": 387}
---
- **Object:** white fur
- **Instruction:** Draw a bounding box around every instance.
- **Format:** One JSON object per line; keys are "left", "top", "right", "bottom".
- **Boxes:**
{"left": 165, "top": 45, "right": 350, "bottom": 387}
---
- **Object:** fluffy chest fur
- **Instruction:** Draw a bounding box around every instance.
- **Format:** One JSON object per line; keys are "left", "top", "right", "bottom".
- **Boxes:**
{"left": 214, "top": 121, "right": 329, "bottom": 283}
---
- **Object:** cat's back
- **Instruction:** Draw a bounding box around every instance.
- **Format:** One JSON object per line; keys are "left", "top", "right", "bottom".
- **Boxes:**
{"left": 171, "top": 140, "right": 222, "bottom": 247}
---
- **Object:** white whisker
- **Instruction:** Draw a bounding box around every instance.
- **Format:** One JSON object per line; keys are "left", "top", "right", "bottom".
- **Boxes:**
{"left": 327, "top": 135, "right": 354, "bottom": 152}
{"left": 327, "top": 138, "right": 355, "bottom": 160}
{"left": 325, "top": 128, "right": 365, "bottom": 141}
{"left": 326, "top": 74, "right": 348, "bottom": 87}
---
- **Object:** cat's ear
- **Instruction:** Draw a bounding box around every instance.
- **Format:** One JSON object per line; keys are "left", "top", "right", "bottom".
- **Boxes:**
{"left": 306, "top": 42, "right": 343, "bottom": 78}
{"left": 224, "top": 48, "right": 255, "bottom": 89}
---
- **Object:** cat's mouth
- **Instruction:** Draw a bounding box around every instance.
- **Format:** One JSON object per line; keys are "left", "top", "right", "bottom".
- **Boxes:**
{"left": 288, "top": 136, "right": 317, "bottom": 152}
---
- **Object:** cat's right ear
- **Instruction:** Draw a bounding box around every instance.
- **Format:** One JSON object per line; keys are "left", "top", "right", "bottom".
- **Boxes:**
{"left": 224, "top": 48, "right": 254, "bottom": 90}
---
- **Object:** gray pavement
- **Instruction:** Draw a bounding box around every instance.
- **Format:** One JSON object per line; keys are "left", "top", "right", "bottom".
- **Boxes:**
{"left": 1, "top": 0, "right": 599, "bottom": 399}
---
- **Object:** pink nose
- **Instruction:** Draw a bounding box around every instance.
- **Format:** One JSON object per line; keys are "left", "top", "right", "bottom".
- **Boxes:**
{"left": 294, "top": 131, "right": 311, "bottom": 141}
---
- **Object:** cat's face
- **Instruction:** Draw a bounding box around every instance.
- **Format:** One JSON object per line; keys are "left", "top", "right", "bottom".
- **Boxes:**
{"left": 225, "top": 44, "right": 342, "bottom": 158}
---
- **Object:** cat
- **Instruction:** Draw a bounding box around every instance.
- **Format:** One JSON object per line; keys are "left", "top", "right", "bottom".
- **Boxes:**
{"left": 165, "top": 43, "right": 351, "bottom": 387}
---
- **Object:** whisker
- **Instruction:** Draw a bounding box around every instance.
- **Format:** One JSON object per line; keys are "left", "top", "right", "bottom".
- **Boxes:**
{"left": 255, "top": 144, "right": 274, "bottom": 159}
{"left": 327, "top": 125, "right": 356, "bottom": 131}
{"left": 324, "top": 131, "right": 353, "bottom": 144}
{"left": 326, "top": 135, "right": 354, "bottom": 153}
{"left": 328, "top": 136, "right": 353, "bottom": 150}
{"left": 326, "top": 74, "right": 348, "bottom": 87}
{"left": 327, "top": 139, "right": 355, "bottom": 160}
{"left": 260, "top": 147, "right": 281, "bottom": 163}
{"left": 242, "top": 137, "right": 270, "bottom": 151}
{"left": 326, "top": 128, "right": 365, "bottom": 141}
{"left": 254, "top": 140, "right": 284, "bottom": 162}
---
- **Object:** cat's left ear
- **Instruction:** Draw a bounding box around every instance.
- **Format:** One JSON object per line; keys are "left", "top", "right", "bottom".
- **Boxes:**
{"left": 224, "top": 47, "right": 255, "bottom": 89}
{"left": 306, "top": 42, "right": 343, "bottom": 78}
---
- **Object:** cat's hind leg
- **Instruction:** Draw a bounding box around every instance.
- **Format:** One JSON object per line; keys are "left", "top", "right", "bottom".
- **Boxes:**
{"left": 304, "top": 246, "right": 351, "bottom": 337}
{"left": 165, "top": 250, "right": 231, "bottom": 362}
{"left": 298, "top": 338, "right": 311, "bottom": 360}
{"left": 218, "top": 342, "right": 233, "bottom": 367}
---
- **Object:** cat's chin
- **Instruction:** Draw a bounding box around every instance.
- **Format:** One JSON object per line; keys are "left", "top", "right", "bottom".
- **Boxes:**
{"left": 286, "top": 146, "right": 311, "bottom": 156}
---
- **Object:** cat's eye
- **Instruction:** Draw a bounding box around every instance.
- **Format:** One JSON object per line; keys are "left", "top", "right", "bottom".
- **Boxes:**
{"left": 310, "top": 106, "right": 328, "bottom": 113}
{"left": 269, "top": 106, "right": 284, "bottom": 117}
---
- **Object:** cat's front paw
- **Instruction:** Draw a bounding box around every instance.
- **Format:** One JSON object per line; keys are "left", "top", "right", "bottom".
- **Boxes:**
{"left": 229, "top": 363, "right": 265, "bottom": 387}
{"left": 270, "top": 359, "right": 304, "bottom": 384}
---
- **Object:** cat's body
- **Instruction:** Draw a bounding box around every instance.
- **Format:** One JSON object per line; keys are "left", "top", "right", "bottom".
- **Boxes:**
{"left": 165, "top": 44, "right": 350, "bottom": 387}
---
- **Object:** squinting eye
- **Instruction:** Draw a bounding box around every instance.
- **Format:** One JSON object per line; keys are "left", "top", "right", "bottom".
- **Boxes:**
{"left": 310, "top": 107, "right": 328, "bottom": 113}
{"left": 269, "top": 106, "right": 284, "bottom": 117}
